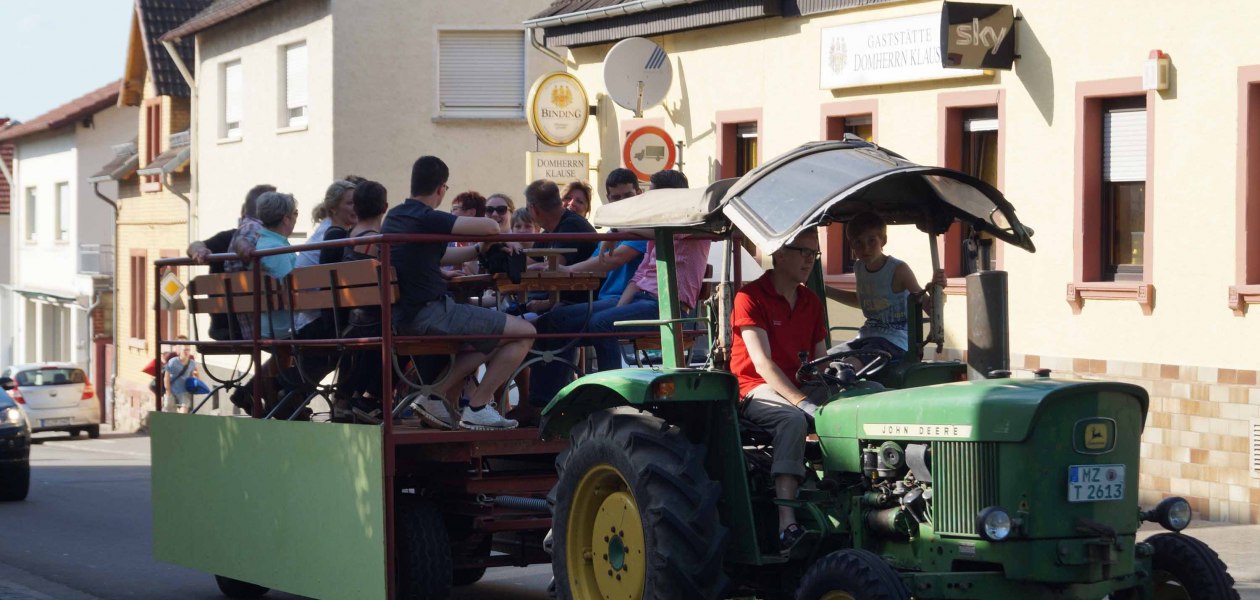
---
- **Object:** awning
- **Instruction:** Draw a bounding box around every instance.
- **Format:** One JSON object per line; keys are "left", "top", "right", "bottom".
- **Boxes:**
{"left": 14, "top": 288, "right": 79, "bottom": 305}
{"left": 87, "top": 140, "right": 139, "bottom": 183}
{"left": 136, "top": 130, "right": 190, "bottom": 176}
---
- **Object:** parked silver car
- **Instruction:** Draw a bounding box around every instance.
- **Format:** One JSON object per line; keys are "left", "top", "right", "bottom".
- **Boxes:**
{"left": 0, "top": 376, "right": 30, "bottom": 501}
{"left": 1, "top": 364, "right": 100, "bottom": 438}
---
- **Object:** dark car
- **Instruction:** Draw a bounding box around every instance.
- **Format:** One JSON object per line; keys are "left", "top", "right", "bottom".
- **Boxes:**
{"left": 0, "top": 376, "right": 31, "bottom": 501}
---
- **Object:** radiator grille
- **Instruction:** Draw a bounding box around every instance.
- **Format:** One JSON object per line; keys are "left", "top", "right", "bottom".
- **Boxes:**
{"left": 931, "top": 441, "right": 999, "bottom": 536}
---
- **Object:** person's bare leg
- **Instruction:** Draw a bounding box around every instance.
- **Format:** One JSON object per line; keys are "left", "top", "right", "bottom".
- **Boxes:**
{"left": 444, "top": 351, "right": 490, "bottom": 397}
{"left": 468, "top": 316, "right": 534, "bottom": 409}
{"left": 775, "top": 474, "right": 799, "bottom": 533}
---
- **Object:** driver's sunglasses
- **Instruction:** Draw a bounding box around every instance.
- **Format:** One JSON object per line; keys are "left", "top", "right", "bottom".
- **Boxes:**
{"left": 486, "top": 205, "right": 510, "bottom": 215}
{"left": 784, "top": 245, "right": 820, "bottom": 261}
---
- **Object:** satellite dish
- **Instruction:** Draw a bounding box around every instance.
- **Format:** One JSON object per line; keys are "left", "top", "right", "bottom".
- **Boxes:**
{"left": 603, "top": 37, "right": 673, "bottom": 117}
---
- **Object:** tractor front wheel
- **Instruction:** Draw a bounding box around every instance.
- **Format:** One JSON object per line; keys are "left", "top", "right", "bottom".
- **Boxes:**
{"left": 1115, "top": 533, "right": 1239, "bottom": 600}
{"left": 796, "top": 549, "right": 910, "bottom": 600}
{"left": 550, "top": 409, "right": 729, "bottom": 600}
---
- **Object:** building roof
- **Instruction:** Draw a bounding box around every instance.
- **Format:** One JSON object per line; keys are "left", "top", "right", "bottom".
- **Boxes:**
{"left": 137, "top": 130, "right": 190, "bottom": 176}
{"left": 138, "top": 0, "right": 215, "bottom": 97}
{"left": 160, "top": 0, "right": 278, "bottom": 41}
{"left": 529, "top": 0, "right": 647, "bottom": 21}
{"left": 0, "top": 80, "right": 122, "bottom": 144}
{"left": 88, "top": 140, "right": 140, "bottom": 183}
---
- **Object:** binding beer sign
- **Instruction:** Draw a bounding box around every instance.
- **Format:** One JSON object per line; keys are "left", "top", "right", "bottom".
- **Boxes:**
{"left": 526, "top": 152, "right": 590, "bottom": 184}
{"left": 941, "top": 2, "right": 1017, "bottom": 69}
{"left": 527, "top": 72, "right": 590, "bottom": 146}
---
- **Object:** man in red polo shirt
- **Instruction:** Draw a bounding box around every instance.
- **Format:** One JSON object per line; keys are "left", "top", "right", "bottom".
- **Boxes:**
{"left": 730, "top": 227, "right": 829, "bottom": 555}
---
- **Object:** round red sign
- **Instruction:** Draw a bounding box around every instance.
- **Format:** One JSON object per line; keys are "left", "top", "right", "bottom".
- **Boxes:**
{"left": 622, "top": 126, "right": 676, "bottom": 182}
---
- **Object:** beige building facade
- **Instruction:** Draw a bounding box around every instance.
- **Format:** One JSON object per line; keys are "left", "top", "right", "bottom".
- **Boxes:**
{"left": 530, "top": 0, "right": 1260, "bottom": 523}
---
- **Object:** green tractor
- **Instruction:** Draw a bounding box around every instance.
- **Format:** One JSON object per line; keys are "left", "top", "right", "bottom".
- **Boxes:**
{"left": 540, "top": 140, "right": 1238, "bottom": 600}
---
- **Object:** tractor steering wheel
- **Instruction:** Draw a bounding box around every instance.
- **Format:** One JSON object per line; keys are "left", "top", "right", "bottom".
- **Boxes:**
{"left": 796, "top": 349, "right": 892, "bottom": 388}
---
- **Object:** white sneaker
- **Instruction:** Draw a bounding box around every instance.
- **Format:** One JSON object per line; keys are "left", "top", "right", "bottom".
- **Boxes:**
{"left": 411, "top": 395, "right": 454, "bottom": 430}
{"left": 459, "top": 403, "right": 518, "bottom": 430}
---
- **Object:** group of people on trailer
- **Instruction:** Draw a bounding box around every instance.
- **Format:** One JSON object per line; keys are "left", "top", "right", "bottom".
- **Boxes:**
{"left": 185, "top": 153, "right": 942, "bottom": 551}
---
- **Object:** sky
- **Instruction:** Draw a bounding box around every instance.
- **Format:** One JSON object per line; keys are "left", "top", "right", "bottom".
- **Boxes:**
{"left": 0, "top": 0, "right": 135, "bottom": 122}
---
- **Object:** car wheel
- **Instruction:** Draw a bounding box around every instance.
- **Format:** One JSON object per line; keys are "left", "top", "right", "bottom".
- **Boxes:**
{"left": 550, "top": 409, "right": 729, "bottom": 600}
{"left": 214, "top": 575, "right": 269, "bottom": 598}
{"left": 87, "top": 425, "right": 100, "bottom": 439}
{"left": 0, "top": 463, "right": 31, "bottom": 502}
{"left": 796, "top": 548, "right": 911, "bottom": 600}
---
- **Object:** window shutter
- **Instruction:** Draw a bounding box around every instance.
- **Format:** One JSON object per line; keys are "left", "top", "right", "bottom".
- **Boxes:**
{"left": 224, "top": 61, "right": 243, "bottom": 126}
{"left": 286, "top": 43, "right": 308, "bottom": 111}
{"left": 1103, "top": 109, "right": 1146, "bottom": 182}
{"left": 438, "top": 31, "right": 524, "bottom": 117}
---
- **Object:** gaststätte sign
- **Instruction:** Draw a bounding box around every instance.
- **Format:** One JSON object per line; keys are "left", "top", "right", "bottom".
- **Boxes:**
{"left": 820, "top": 12, "right": 986, "bottom": 89}
{"left": 941, "top": 1, "right": 1016, "bottom": 70}
{"left": 526, "top": 152, "right": 590, "bottom": 184}
{"left": 527, "top": 72, "right": 590, "bottom": 146}
{"left": 622, "top": 126, "right": 676, "bottom": 182}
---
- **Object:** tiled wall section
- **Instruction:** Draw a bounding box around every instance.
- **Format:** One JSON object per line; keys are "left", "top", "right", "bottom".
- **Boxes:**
{"left": 994, "top": 352, "right": 1260, "bottom": 524}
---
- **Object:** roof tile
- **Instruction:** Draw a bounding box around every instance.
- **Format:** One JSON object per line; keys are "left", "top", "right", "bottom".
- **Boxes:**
{"left": 138, "top": 0, "right": 216, "bottom": 97}
{"left": 160, "top": 0, "right": 278, "bottom": 42}
{"left": 0, "top": 80, "right": 122, "bottom": 144}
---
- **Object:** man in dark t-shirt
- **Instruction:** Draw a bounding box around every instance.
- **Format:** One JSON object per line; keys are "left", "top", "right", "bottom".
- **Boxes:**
{"left": 524, "top": 179, "right": 598, "bottom": 308}
{"left": 382, "top": 155, "right": 533, "bottom": 430}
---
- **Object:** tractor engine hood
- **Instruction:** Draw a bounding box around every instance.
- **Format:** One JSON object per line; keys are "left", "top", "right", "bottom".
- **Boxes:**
{"left": 816, "top": 379, "right": 1149, "bottom": 443}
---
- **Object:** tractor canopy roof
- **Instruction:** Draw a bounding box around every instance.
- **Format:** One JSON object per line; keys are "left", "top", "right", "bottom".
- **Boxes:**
{"left": 594, "top": 139, "right": 1036, "bottom": 256}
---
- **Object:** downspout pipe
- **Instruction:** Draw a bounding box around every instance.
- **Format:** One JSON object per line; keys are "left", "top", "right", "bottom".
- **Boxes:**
{"left": 163, "top": 38, "right": 198, "bottom": 338}
{"left": 92, "top": 181, "right": 120, "bottom": 429}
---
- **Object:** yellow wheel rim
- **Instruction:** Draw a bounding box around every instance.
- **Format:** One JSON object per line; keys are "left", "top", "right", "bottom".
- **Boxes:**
{"left": 1152, "top": 570, "right": 1191, "bottom": 600}
{"left": 820, "top": 593, "right": 857, "bottom": 600}
{"left": 566, "top": 465, "right": 647, "bottom": 600}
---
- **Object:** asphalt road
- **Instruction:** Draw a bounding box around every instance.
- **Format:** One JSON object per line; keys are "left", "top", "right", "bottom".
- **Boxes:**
{"left": 0, "top": 429, "right": 552, "bottom": 600}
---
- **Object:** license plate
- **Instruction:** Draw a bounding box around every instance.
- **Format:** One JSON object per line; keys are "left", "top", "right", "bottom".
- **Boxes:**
{"left": 1067, "top": 464, "right": 1125, "bottom": 502}
{"left": 40, "top": 417, "right": 72, "bottom": 427}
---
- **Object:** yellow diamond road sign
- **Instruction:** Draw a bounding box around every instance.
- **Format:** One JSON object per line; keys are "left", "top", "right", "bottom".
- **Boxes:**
{"left": 160, "top": 271, "right": 185, "bottom": 304}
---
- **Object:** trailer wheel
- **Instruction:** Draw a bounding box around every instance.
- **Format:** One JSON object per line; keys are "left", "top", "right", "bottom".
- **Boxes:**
{"left": 0, "top": 464, "right": 30, "bottom": 502}
{"left": 396, "top": 499, "right": 452, "bottom": 599}
{"left": 213, "top": 575, "right": 269, "bottom": 598}
{"left": 452, "top": 533, "right": 491, "bottom": 586}
{"left": 550, "top": 409, "right": 729, "bottom": 600}
{"left": 795, "top": 549, "right": 910, "bottom": 600}
{"left": 1114, "top": 533, "right": 1239, "bottom": 600}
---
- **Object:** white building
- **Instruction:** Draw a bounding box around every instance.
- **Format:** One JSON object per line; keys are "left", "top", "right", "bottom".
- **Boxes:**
{"left": 0, "top": 81, "right": 137, "bottom": 389}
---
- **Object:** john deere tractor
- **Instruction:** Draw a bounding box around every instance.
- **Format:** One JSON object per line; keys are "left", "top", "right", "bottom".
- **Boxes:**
{"left": 540, "top": 141, "right": 1237, "bottom": 599}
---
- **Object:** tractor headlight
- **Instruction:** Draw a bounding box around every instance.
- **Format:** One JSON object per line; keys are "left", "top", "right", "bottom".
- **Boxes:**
{"left": 976, "top": 506, "right": 1013, "bottom": 541}
{"left": 1144, "top": 496, "right": 1192, "bottom": 532}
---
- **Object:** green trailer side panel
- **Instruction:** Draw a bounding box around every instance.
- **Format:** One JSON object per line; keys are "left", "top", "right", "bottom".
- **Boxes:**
{"left": 151, "top": 413, "right": 385, "bottom": 600}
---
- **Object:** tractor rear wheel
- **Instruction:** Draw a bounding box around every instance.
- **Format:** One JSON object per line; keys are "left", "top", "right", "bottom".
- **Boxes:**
{"left": 550, "top": 409, "right": 728, "bottom": 600}
{"left": 796, "top": 549, "right": 910, "bottom": 600}
{"left": 1114, "top": 533, "right": 1239, "bottom": 600}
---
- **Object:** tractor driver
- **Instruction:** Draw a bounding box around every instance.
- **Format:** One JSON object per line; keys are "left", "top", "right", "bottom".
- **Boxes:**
{"left": 729, "top": 227, "right": 829, "bottom": 555}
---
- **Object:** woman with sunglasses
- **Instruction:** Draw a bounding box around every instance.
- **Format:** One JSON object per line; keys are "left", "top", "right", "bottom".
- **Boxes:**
{"left": 485, "top": 193, "right": 514, "bottom": 233}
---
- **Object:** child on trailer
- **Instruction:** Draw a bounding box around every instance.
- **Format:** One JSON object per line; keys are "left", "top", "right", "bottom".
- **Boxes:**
{"left": 825, "top": 211, "right": 945, "bottom": 362}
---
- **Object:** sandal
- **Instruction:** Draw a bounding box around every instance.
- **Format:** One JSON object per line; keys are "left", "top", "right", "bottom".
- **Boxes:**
{"left": 779, "top": 523, "right": 806, "bottom": 555}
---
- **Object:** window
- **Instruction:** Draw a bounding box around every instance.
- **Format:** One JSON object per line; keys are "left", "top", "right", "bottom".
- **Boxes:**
{"left": 1101, "top": 98, "right": 1147, "bottom": 281}
{"left": 717, "top": 108, "right": 763, "bottom": 179}
{"left": 143, "top": 101, "right": 163, "bottom": 187}
{"left": 1232, "top": 66, "right": 1260, "bottom": 314}
{"left": 821, "top": 100, "right": 878, "bottom": 281}
{"left": 957, "top": 107, "right": 999, "bottom": 276}
{"left": 437, "top": 30, "right": 525, "bottom": 119}
{"left": 282, "top": 42, "right": 308, "bottom": 127}
{"left": 130, "top": 251, "right": 147, "bottom": 340}
{"left": 55, "top": 182, "right": 70, "bottom": 241}
{"left": 1068, "top": 79, "right": 1154, "bottom": 315}
{"left": 222, "top": 60, "right": 242, "bottom": 138}
{"left": 24, "top": 186, "right": 36, "bottom": 241}
{"left": 734, "top": 124, "right": 758, "bottom": 178}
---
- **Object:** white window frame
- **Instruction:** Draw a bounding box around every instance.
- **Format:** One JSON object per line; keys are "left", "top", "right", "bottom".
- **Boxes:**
{"left": 280, "top": 41, "right": 308, "bottom": 129}
{"left": 221, "top": 60, "right": 243, "bottom": 139}
{"left": 433, "top": 27, "right": 527, "bottom": 120}
{"left": 24, "top": 186, "right": 37, "bottom": 242}
{"left": 54, "top": 181, "right": 70, "bottom": 242}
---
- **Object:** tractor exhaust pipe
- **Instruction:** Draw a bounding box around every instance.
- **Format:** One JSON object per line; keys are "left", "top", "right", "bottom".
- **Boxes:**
{"left": 966, "top": 268, "right": 1010, "bottom": 380}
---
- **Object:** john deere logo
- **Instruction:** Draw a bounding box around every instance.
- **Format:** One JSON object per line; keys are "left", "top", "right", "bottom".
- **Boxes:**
{"left": 1074, "top": 418, "right": 1116, "bottom": 454}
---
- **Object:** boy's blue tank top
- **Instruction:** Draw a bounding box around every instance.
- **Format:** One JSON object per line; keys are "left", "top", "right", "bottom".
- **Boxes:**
{"left": 855, "top": 255, "right": 909, "bottom": 350}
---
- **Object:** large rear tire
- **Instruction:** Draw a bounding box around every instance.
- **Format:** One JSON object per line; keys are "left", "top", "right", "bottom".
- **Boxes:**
{"left": 550, "top": 409, "right": 729, "bottom": 600}
{"left": 213, "top": 575, "right": 269, "bottom": 598}
{"left": 1115, "top": 533, "right": 1239, "bottom": 600}
{"left": 0, "top": 463, "right": 30, "bottom": 502}
{"left": 796, "top": 549, "right": 910, "bottom": 600}
{"left": 396, "top": 499, "right": 452, "bottom": 599}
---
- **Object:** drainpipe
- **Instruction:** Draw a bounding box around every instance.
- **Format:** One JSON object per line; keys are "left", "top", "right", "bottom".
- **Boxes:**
{"left": 92, "top": 181, "right": 120, "bottom": 429}
{"left": 163, "top": 39, "right": 198, "bottom": 336}
{"left": 527, "top": 26, "right": 569, "bottom": 67}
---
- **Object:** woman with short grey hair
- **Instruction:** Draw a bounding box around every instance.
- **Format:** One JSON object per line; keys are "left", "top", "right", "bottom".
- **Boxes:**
{"left": 254, "top": 191, "right": 299, "bottom": 338}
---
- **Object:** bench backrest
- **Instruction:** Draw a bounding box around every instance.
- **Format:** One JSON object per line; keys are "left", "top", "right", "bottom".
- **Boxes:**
{"left": 285, "top": 259, "right": 399, "bottom": 311}
{"left": 188, "top": 270, "right": 284, "bottom": 315}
